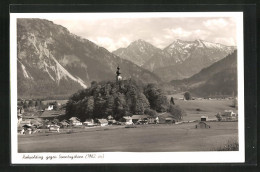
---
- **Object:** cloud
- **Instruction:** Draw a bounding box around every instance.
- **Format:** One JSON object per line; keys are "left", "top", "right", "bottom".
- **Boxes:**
{"left": 44, "top": 17, "right": 237, "bottom": 51}
{"left": 170, "top": 27, "right": 192, "bottom": 37}
{"left": 203, "top": 18, "right": 229, "bottom": 29}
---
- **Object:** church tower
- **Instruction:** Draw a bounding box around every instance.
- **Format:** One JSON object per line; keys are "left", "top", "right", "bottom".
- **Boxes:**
{"left": 116, "top": 65, "right": 122, "bottom": 82}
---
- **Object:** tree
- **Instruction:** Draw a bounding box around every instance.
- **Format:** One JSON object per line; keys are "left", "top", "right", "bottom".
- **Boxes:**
{"left": 23, "top": 101, "right": 28, "bottom": 109}
{"left": 28, "top": 100, "right": 34, "bottom": 107}
{"left": 232, "top": 98, "right": 238, "bottom": 108}
{"left": 167, "top": 104, "right": 186, "bottom": 121}
{"left": 144, "top": 109, "right": 157, "bottom": 117}
{"left": 215, "top": 113, "right": 222, "bottom": 121}
{"left": 85, "top": 96, "right": 94, "bottom": 118}
{"left": 91, "top": 81, "right": 97, "bottom": 87}
{"left": 35, "top": 101, "right": 38, "bottom": 107}
{"left": 184, "top": 92, "right": 191, "bottom": 100}
{"left": 144, "top": 84, "right": 169, "bottom": 112}
{"left": 134, "top": 93, "right": 150, "bottom": 114}
{"left": 105, "top": 96, "right": 114, "bottom": 112}
{"left": 114, "top": 93, "right": 127, "bottom": 120}
{"left": 170, "top": 97, "right": 175, "bottom": 105}
{"left": 93, "top": 96, "right": 106, "bottom": 119}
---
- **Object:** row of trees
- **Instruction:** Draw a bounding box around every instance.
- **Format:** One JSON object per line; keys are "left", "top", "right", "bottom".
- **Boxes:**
{"left": 65, "top": 79, "right": 185, "bottom": 121}
{"left": 18, "top": 100, "right": 60, "bottom": 111}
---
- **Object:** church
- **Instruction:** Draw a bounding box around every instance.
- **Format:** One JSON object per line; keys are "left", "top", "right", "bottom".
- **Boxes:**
{"left": 116, "top": 65, "right": 122, "bottom": 82}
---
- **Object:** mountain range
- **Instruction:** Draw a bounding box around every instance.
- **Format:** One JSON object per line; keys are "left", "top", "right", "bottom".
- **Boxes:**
{"left": 17, "top": 18, "right": 237, "bottom": 99}
{"left": 113, "top": 39, "right": 236, "bottom": 81}
{"left": 17, "top": 19, "right": 160, "bottom": 98}
{"left": 171, "top": 50, "right": 237, "bottom": 97}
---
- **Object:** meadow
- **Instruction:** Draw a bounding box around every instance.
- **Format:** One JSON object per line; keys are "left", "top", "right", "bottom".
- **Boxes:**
{"left": 18, "top": 121, "right": 238, "bottom": 152}
{"left": 167, "top": 93, "right": 237, "bottom": 121}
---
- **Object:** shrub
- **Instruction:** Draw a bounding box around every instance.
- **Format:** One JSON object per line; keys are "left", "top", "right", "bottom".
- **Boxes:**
{"left": 215, "top": 113, "right": 222, "bottom": 121}
{"left": 184, "top": 92, "right": 191, "bottom": 100}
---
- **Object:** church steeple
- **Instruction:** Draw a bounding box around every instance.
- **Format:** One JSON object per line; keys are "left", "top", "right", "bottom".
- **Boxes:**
{"left": 116, "top": 65, "right": 122, "bottom": 82}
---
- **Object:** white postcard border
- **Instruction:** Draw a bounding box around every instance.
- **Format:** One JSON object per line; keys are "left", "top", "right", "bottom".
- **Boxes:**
{"left": 10, "top": 12, "right": 244, "bottom": 164}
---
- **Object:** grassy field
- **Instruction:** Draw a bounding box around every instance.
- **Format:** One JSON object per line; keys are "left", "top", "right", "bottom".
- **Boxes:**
{"left": 167, "top": 94, "right": 238, "bottom": 121}
{"left": 18, "top": 122, "right": 238, "bottom": 152}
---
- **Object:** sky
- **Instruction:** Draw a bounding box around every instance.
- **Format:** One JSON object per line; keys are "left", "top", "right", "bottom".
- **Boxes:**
{"left": 42, "top": 16, "right": 237, "bottom": 52}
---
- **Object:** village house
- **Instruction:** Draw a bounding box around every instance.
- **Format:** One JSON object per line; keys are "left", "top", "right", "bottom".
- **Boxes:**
{"left": 49, "top": 124, "right": 60, "bottom": 132}
{"left": 165, "top": 117, "right": 175, "bottom": 124}
{"left": 120, "top": 116, "right": 133, "bottom": 125}
{"left": 147, "top": 116, "right": 158, "bottom": 124}
{"left": 83, "top": 119, "right": 95, "bottom": 127}
{"left": 221, "top": 110, "right": 237, "bottom": 121}
{"left": 69, "top": 117, "right": 82, "bottom": 126}
{"left": 131, "top": 115, "right": 149, "bottom": 124}
{"left": 158, "top": 113, "right": 177, "bottom": 124}
{"left": 107, "top": 115, "right": 117, "bottom": 125}
{"left": 96, "top": 119, "right": 108, "bottom": 127}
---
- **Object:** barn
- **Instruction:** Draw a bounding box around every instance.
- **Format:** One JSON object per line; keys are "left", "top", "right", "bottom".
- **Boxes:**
{"left": 201, "top": 116, "right": 208, "bottom": 121}
{"left": 195, "top": 121, "right": 210, "bottom": 129}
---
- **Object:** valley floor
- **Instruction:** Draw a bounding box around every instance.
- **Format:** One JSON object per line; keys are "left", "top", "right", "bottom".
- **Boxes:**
{"left": 18, "top": 122, "right": 238, "bottom": 152}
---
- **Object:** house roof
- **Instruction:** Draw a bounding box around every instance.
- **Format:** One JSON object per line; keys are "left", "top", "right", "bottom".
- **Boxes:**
{"left": 20, "top": 120, "right": 31, "bottom": 125}
{"left": 84, "top": 119, "right": 94, "bottom": 124}
{"left": 97, "top": 119, "right": 108, "bottom": 124}
{"left": 165, "top": 118, "right": 174, "bottom": 120}
{"left": 30, "top": 120, "right": 41, "bottom": 125}
{"left": 131, "top": 115, "right": 149, "bottom": 120}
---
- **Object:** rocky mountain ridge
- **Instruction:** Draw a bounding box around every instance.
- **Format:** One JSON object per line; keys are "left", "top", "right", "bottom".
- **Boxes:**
{"left": 114, "top": 39, "right": 236, "bottom": 81}
{"left": 17, "top": 19, "right": 160, "bottom": 98}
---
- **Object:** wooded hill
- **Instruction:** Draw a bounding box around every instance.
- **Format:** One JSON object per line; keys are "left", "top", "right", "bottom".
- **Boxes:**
{"left": 65, "top": 79, "right": 184, "bottom": 121}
